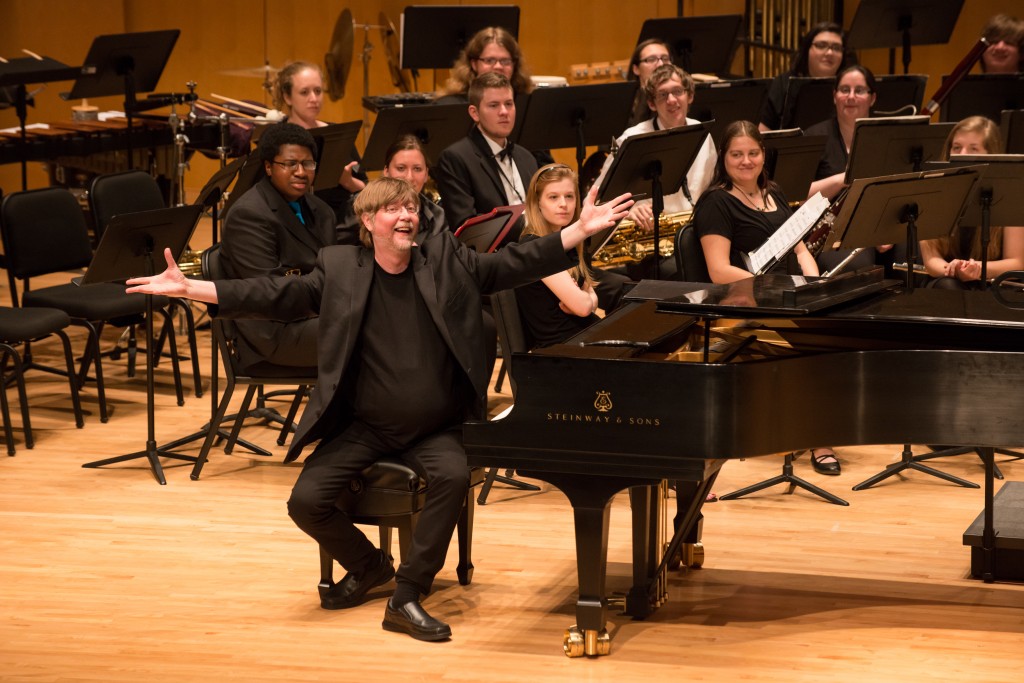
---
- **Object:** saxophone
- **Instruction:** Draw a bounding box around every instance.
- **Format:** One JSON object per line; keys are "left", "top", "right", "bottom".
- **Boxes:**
{"left": 591, "top": 211, "right": 692, "bottom": 268}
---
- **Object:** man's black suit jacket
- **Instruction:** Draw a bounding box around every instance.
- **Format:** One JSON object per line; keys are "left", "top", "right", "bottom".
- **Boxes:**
{"left": 219, "top": 177, "right": 336, "bottom": 363}
{"left": 212, "top": 229, "right": 574, "bottom": 462}
{"left": 434, "top": 127, "right": 538, "bottom": 234}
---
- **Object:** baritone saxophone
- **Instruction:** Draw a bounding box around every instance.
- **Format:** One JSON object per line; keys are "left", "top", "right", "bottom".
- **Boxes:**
{"left": 591, "top": 211, "right": 692, "bottom": 268}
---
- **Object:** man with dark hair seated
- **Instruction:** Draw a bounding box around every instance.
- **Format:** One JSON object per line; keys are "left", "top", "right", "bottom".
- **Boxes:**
{"left": 220, "top": 121, "right": 338, "bottom": 368}
{"left": 125, "top": 176, "right": 633, "bottom": 642}
{"left": 435, "top": 71, "right": 538, "bottom": 237}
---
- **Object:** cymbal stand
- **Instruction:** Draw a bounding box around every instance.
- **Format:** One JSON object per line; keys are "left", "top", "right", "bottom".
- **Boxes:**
{"left": 355, "top": 20, "right": 386, "bottom": 146}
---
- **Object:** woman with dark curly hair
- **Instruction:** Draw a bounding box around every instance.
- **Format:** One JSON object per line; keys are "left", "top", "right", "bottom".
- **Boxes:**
{"left": 758, "top": 22, "right": 858, "bottom": 132}
{"left": 436, "top": 26, "right": 533, "bottom": 102}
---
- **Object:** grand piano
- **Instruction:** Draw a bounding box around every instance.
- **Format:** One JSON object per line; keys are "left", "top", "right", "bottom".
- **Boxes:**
{"left": 463, "top": 269, "right": 1024, "bottom": 657}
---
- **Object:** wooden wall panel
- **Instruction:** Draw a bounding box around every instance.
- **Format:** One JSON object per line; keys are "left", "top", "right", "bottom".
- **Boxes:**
{"left": 2, "top": 0, "right": 1022, "bottom": 195}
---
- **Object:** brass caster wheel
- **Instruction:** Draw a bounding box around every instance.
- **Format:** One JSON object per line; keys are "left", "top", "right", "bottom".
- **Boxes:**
{"left": 564, "top": 626, "right": 585, "bottom": 658}
{"left": 564, "top": 626, "right": 611, "bottom": 657}
{"left": 682, "top": 542, "right": 704, "bottom": 569}
{"left": 589, "top": 628, "right": 611, "bottom": 656}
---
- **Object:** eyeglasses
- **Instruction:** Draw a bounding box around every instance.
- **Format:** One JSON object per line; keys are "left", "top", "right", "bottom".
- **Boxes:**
{"left": 382, "top": 203, "right": 418, "bottom": 215}
{"left": 272, "top": 159, "right": 317, "bottom": 172}
{"left": 477, "top": 57, "right": 514, "bottom": 67}
{"left": 640, "top": 54, "right": 673, "bottom": 66}
{"left": 836, "top": 86, "right": 871, "bottom": 96}
{"left": 654, "top": 87, "right": 689, "bottom": 102}
{"left": 811, "top": 40, "right": 844, "bottom": 53}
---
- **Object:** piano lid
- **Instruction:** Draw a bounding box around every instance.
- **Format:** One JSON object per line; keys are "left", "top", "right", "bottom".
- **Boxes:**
{"left": 652, "top": 268, "right": 900, "bottom": 317}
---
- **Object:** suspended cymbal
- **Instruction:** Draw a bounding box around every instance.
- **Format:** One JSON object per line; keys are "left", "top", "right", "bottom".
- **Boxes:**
{"left": 324, "top": 8, "right": 354, "bottom": 101}
{"left": 379, "top": 11, "right": 410, "bottom": 92}
{"left": 219, "top": 65, "right": 280, "bottom": 79}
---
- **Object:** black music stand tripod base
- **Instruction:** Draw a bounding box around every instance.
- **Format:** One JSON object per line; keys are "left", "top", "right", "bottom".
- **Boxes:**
{"left": 78, "top": 205, "right": 202, "bottom": 485}
{"left": 476, "top": 468, "right": 540, "bottom": 505}
{"left": 82, "top": 293, "right": 198, "bottom": 486}
{"left": 852, "top": 444, "right": 980, "bottom": 491}
{"left": 719, "top": 452, "right": 849, "bottom": 506}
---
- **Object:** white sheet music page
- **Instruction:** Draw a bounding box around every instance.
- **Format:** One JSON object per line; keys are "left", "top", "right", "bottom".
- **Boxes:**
{"left": 746, "top": 192, "right": 829, "bottom": 274}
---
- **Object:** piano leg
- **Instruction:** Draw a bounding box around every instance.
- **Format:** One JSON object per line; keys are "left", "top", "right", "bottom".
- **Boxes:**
{"left": 519, "top": 471, "right": 660, "bottom": 657}
{"left": 627, "top": 484, "right": 663, "bottom": 618}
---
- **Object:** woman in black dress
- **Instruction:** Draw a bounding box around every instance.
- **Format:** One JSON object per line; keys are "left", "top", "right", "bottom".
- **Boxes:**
{"left": 693, "top": 121, "right": 840, "bottom": 474}
{"left": 514, "top": 164, "right": 600, "bottom": 348}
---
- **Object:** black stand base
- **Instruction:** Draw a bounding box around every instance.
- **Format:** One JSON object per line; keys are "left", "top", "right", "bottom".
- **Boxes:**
{"left": 476, "top": 468, "right": 541, "bottom": 505}
{"left": 915, "top": 445, "right": 1021, "bottom": 481}
{"left": 852, "top": 444, "right": 980, "bottom": 491}
{"left": 82, "top": 439, "right": 198, "bottom": 486}
{"left": 720, "top": 453, "right": 849, "bottom": 506}
{"left": 964, "top": 462, "right": 1021, "bottom": 583}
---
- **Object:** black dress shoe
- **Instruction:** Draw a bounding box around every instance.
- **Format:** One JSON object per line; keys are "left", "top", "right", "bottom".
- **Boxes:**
{"left": 382, "top": 599, "right": 452, "bottom": 641}
{"left": 810, "top": 449, "right": 841, "bottom": 475}
{"left": 321, "top": 551, "right": 395, "bottom": 610}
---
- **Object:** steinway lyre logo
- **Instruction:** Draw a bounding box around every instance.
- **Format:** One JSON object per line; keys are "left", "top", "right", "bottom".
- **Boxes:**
{"left": 594, "top": 390, "right": 613, "bottom": 413}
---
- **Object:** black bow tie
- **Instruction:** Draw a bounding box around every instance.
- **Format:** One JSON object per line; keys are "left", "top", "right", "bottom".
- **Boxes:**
{"left": 495, "top": 144, "right": 512, "bottom": 163}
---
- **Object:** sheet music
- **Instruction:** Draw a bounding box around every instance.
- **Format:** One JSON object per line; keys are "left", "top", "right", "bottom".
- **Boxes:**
{"left": 745, "top": 192, "right": 829, "bottom": 275}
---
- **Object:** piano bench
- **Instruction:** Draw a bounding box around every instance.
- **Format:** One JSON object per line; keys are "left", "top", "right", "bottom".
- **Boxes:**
{"left": 317, "top": 460, "right": 485, "bottom": 600}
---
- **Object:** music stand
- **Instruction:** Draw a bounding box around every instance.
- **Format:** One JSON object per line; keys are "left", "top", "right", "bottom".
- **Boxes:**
{"left": 847, "top": 0, "right": 964, "bottom": 75}
{"left": 159, "top": 160, "right": 266, "bottom": 458}
{"left": 222, "top": 150, "right": 264, "bottom": 214}
{"left": 454, "top": 205, "right": 524, "bottom": 253}
{"left": 309, "top": 120, "right": 362, "bottom": 192}
{"left": 845, "top": 116, "right": 953, "bottom": 184}
{"left": 762, "top": 130, "right": 827, "bottom": 203}
{"left": 690, "top": 79, "right": 770, "bottom": 146}
{"left": 828, "top": 167, "right": 980, "bottom": 290}
{"left": 361, "top": 103, "right": 472, "bottom": 171}
{"left": 0, "top": 56, "right": 81, "bottom": 190}
{"left": 399, "top": 5, "right": 519, "bottom": 70}
{"left": 514, "top": 82, "right": 637, "bottom": 172}
{"left": 67, "top": 30, "right": 180, "bottom": 170}
{"left": 874, "top": 74, "right": 928, "bottom": 115}
{"left": 81, "top": 205, "right": 202, "bottom": 485}
{"left": 940, "top": 74, "right": 1024, "bottom": 124}
{"left": 596, "top": 122, "right": 710, "bottom": 279}
{"left": 1002, "top": 110, "right": 1024, "bottom": 154}
{"left": 780, "top": 77, "right": 834, "bottom": 130}
{"left": 925, "top": 155, "right": 1024, "bottom": 286}
{"left": 637, "top": 15, "right": 743, "bottom": 76}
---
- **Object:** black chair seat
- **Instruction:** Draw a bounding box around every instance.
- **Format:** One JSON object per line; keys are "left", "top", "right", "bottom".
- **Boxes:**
{"left": 318, "top": 462, "right": 485, "bottom": 598}
{"left": 0, "top": 305, "right": 85, "bottom": 454}
{"left": 23, "top": 283, "right": 168, "bottom": 321}
{"left": 336, "top": 458, "right": 429, "bottom": 519}
{"left": 0, "top": 307, "right": 71, "bottom": 342}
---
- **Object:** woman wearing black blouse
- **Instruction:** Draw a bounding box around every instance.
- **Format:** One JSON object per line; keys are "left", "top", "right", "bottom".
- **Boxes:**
{"left": 694, "top": 121, "right": 819, "bottom": 283}
{"left": 758, "top": 22, "right": 858, "bottom": 132}
{"left": 692, "top": 121, "right": 841, "bottom": 474}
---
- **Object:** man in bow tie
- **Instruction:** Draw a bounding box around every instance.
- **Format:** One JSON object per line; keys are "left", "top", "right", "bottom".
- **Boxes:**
{"left": 435, "top": 72, "right": 538, "bottom": 239}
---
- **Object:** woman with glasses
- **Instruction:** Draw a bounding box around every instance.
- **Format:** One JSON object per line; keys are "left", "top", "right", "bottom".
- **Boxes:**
{"left": 514, "top": 164, "right": 601, "bottom": 348}
{"left": 919, "top": 117, "right": 1024, "bottom": 288}
{"left": 592, "top": 63, "right": 718, "bottom": 279}
{"left": 272, "top": 61, "right": 365, "bottom": 232}
{"left": 625, "top": 38, "right": 676, "bottom": 126}
{"left": 758, "top": 22, "right": 858, "bottom": 132}
{"left": 980, "top": 14, "right": 1024, "bottom": 74}
{"left": 804, "top": 65, "right": 885, "bottom": 274}
{"left": 437, "top": 27, "right": 533, "bottom": 102}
